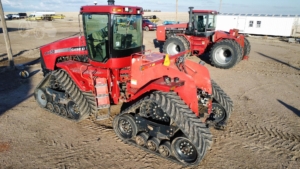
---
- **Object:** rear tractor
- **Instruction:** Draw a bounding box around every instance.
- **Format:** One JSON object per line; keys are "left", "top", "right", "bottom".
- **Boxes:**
{"left": 156, "top": 7, "right": 251, "bottom": 69}
{"left": 34, "top": 0, "right": 233, "bottom": 166}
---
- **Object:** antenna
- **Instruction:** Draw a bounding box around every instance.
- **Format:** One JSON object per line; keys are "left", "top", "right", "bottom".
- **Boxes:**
{"left": 94, "top": 1, "right": 97, "bottom": 5}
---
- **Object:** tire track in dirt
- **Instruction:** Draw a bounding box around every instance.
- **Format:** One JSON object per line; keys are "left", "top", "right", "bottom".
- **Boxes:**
{"left": 37, "top": 119, "right": 181, "bottom": 168}
{"left": 212, "top": 121, "right": 300, "bottom": 161}
{"left": 234, "top": 60, "right": 300, "bottom": 77}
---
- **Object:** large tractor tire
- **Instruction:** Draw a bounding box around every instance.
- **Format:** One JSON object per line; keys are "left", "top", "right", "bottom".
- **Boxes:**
{"left": 113, "top": 91, "right": 212, "bottom": 166}
{"left": 244, "top": 38, "right": 251, "bottom": 56}
{"left": 163, "top": 36, "right": 189, "bottom": 57}
{"left": 209, "top": 39, "right": 242, "bottom": 69}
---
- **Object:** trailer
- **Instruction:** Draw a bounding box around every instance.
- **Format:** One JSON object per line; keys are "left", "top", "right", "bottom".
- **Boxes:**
{"left": 216, "top": 14, "right": 300, "bottom": 37}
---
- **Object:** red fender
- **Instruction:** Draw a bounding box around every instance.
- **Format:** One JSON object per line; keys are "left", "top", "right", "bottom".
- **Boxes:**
{"left": 55, "top": 61, "right": 107, "bottom": 92}
{"left": 130, "top": 54, "right": 211, "bottom": 116}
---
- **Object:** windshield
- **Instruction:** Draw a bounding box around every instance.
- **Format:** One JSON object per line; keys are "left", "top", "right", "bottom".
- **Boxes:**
{"left": 113, "top": 14, "right": 142, "bottom": 50}
{"left": 196, "top": 14, "right": 216, "bottom": 32}
{"left": 83, "top": 14, "right": 109, "bottom": 62}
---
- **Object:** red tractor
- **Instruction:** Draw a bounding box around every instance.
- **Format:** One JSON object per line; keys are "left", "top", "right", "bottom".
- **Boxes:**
{"left": 156, "top": 7, "right": 251, "bottom": 69}
{"left": 34, "top": 0, "right": 233, "bottom": 166}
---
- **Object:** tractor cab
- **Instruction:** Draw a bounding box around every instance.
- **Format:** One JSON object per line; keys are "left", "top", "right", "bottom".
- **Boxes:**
{"left": 80, "top": 2, "right": 143, "bottom": 68}
{"left": 187, "top": 7, "right": 217, "bottom": 37}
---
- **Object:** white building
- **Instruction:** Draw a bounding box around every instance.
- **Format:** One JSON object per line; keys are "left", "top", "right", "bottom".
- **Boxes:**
{"left": 216, "top": 13, "right": 300, "bottom": 37}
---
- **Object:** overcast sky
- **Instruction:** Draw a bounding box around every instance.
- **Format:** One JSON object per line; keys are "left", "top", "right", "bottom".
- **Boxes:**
{"left": 2, "top": 0, "right": 300, "bottom": 15}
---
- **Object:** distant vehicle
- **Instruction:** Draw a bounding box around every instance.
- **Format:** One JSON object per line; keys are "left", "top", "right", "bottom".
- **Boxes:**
{"left": 142, "top": 19, "right": 157, "bottom": 31}
{"left": 51, "top": 14, "right": 65, "bottom": 19}
{"left": 26, "top": 12, "right": 65, "bottom": 21}
{"left": 6, "top": 14, "right": 20, "bottom": 20}
{"left": 18, "top": 13, "right": 27, "bottom": 19}
{"left": 143, "top": 15, "right": 159, "bottom": 23}
{"left": 162, "top": 20, "right": 179, "bottom": 25}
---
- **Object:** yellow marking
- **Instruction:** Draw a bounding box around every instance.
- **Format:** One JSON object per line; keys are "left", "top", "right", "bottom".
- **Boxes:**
{"left": 163, "top": 54, "right": 170, "bottom": 66}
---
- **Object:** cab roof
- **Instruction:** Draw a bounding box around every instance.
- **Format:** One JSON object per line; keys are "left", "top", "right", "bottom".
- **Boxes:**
{"left": 80, "top": 5, "right": 143, "bottom": 14}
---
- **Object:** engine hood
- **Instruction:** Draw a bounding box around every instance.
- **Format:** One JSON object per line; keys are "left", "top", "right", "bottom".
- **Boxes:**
{"left": 40, "top": 36, "right": 88, "bottom": 71}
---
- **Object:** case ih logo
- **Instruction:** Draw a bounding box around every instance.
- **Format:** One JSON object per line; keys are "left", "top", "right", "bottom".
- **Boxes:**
{"left": 44, "top": 46, "right": 87, "bottom": 55}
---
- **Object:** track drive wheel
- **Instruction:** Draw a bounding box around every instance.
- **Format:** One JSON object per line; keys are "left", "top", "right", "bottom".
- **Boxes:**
{"left": 113, "top": 114, "right": 138, "bottom": 140}
{"left": 209, "top": 39, "right": 242, "bottom": 69}
{"left": 35, "top": 89, "right": 48, "bottom": 108}
{"left": 209, "top": 80, "right": 234, "bottom": 129}
{"left": 163, "top": 36, "right": 189, "bottom": 57}
{"left": 171, "top": 137, "right": 198, "bottom": 163}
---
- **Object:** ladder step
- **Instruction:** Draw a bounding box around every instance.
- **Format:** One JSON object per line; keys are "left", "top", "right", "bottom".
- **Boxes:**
{"left": 95, "top": 84, "right": 107, "bottom": 87}
{"left": 97, "top": 104, "right": 110, "bottom": 109}
{"left": 96, "top": 94, "right": 109, "bottom": 98}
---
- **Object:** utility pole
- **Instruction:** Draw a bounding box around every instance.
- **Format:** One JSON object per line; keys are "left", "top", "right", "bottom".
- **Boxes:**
{"left": 219, "top": 0, "right": 222, "bottom": 13}
{"left": 0, "top": 0, "right": 14, "bottom": 69}
{"left": 176, "top": 0, "right": 178, "bottom": 22}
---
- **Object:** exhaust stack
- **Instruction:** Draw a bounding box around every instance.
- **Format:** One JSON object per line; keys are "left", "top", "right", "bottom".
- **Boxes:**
{"left": 108, "top": 0, "right": 115, "bottom": 5}
{"left": 188, "top": 7, "right": 194, "bottom": 32}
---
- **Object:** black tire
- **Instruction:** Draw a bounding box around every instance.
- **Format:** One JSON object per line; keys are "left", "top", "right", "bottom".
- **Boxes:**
{"left": 209, "top": 39, "right": 242, "bottom": 69}
{"left": 244, "top": 38, "right": 251, "bottom": 56}
{"left": 113, "top": 114, "right": 138, "bottom": 140}
{"left": 211, "top": 80, "right": 233, "bottom": 127}
{"left": 144, "top": 26, "right": 149, "bottom": 31}
{"left": 163, "top": 36, "right": 189, "bottom": 57}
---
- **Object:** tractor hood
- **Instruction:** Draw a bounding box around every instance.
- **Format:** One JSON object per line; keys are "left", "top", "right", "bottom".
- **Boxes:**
{"left": 40, "top": 36, "right": 88, "bottom": 71}
{"left": 156, "top": 23, "right": 188, "bottom": 41}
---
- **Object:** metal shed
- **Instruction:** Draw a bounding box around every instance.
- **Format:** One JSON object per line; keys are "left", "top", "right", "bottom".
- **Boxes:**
{"left": 216, "top": 13, "right": 300, "bottom": 37}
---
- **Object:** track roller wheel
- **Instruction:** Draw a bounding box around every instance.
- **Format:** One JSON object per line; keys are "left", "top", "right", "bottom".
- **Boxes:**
{"left": 46, "top": 102, "right": 54, "bottom": 112}
{"left": 113, "top": 114, "right": 138, "bottom": 140}
{"left": 159, "top": 141, "right": 171, "bottom": 157}
{"left": 147, "top": 137, "right": 160, "bottom": 151}
{"left": 60, "top": 106, "right": 68, "bottom": 116}
{"left": 53, "top": 104, "right": 60, "bottom": 114}
{"left": 135, "top": 132, "right": 149, "bottom": 146}
{"left": 35, "top": 89, "right": 48, "bottom": 108}
{"left": 171, "top": 137, "right": 198, "bottom": 164}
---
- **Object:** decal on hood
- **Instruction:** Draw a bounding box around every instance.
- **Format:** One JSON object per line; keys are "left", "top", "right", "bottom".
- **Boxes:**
{"left": 44, "top": 46, "right": 87, "bottom": 55}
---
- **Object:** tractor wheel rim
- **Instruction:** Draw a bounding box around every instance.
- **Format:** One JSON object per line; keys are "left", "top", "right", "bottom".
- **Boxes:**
{"left": 167, "top": 42, "right": 180, "bottom": 55}
{"left": 212, "top": 103, "right": 226, "bottom": 123}
{"left": 172, "top": 137, "right": 197, "bottom": 163}
{"left": 214, "top": 47, "right": 233, "bottom": 64}
{"left": 36, "top": 89, "right": 47, "bottom": 107}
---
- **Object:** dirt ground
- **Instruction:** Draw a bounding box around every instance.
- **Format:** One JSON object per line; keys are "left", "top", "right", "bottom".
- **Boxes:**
{"left": 0, "top": 18, "right": 300, "bottom": 169}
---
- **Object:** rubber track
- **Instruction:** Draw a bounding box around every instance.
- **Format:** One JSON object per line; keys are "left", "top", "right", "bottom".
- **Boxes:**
{"left": 52, "top": 70, "right": 91, "bottom": 121}
{"left": 211, "top": 80, "right": 233, "bottom": 121}
{"left": 209, "top": 39, "right": 242, "bottom": 69}
{"left": 117, "top": 91, "right": 212, "bottom": 166}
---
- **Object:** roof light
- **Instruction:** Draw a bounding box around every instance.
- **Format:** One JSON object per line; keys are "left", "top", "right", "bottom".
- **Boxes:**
{"left": 137, "top": 9, "right": 140, "bottom": 14}
{"left": 113, "top": 8, "right": 122, "bottom": 12}
{"left": 124, "top": 7, "right": 129, "bottom": 12}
